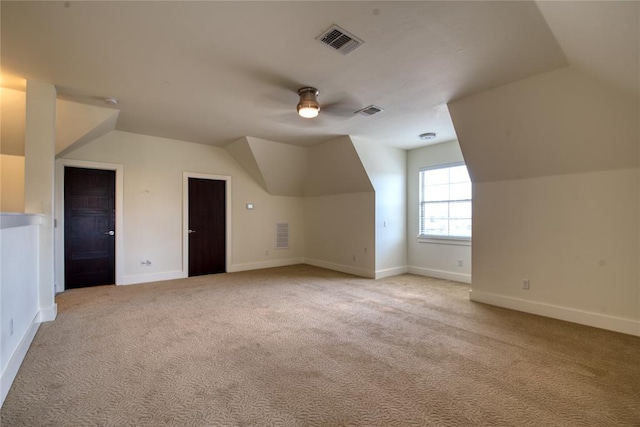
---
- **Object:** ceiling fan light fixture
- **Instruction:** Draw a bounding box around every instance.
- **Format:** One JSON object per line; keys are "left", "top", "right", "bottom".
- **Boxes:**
{"left": 297, "top": 87, "right": 320, "bottom": 118}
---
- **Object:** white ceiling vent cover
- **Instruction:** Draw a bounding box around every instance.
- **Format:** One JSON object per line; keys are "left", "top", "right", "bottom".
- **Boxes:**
{"left": 355, "top": 105, "right": 384, "bottom": 116}
{"left": 316, "top": 25, "right": 364, "bottom": 55}
{"left": 275, "top": 222, "right": 289, "bottom": 249}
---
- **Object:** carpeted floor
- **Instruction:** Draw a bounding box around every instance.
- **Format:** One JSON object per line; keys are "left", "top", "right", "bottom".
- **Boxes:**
{"left": 2, "top": 265, "right": 639, "bottom": 426}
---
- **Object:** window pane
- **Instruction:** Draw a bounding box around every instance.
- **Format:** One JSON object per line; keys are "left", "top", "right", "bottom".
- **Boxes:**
{"left": 423, "top": 218, "right": 448, "bottom": 236}
{"left": 419, "top": 164, "right": 472, "bottom": 239}
{"left": 423, "top": 168, "right": 449, "bottom": 185}
{"left": 449, "top": 166, "right": 470, "bottom": 183}
{"left": 424, "top": 202, "right": 449, "bottom": 219}
{"left": 449, "top": 182, "right": 471, "bottom": 200}
{"left": 449, "top": 219, "right": 472, "bottom": 237}
{"left": 449, "top": 201, "right": 471, "bottom": 219}
{"left": 424, "top": 184, "right": 449, "bottom": 202}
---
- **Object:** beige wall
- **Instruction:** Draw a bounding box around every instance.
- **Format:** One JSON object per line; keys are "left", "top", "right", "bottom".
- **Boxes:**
{"left": 0, "top": 88, "right": 26, "bottom": 157}
{"left": 24, "top": 80, "right": 57, "bottom": 321}
{"left": 0, "top": 154, "right": 25, "bottom": 213}
{"left": 449, "top": 66, "right": 640, "bottom": 335}
{"left": 473, "top": 169, "right": 638, "bottom": 320}
{"left": 304, "top": 192, "right": 376, "bottom": 278}
{"left": 300, "top": 136, "right": 377, "bottom": 277}
{"left": 61, "top": 130, "right": 305, "bottom": 284}
{"left": 352, "top": 138, "right": 407, "bottom": 277}
{"left": 407, "top": 140, "right": 471, "bottom": 283}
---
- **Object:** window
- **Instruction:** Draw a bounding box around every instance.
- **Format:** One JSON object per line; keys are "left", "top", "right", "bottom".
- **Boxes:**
{"left": 419, "top": 163, "right": 471, "bottom": 239}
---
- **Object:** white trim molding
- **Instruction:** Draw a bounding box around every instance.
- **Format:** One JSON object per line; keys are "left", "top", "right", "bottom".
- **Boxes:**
{"left": 122, "top": 270, "right": 186, "bottom": 286}
{"left": 38, "top": 304, "right": 58, "bottom": 323}
{"left": 407, "top": 266, "right": 471, "bottom": 284}
{"left": 228, "top": 258, "right": 304, "bottom": 273}
{"left": 54, "top": 159, "right": 125, "bottom": 291}
{"left": 470, "top": 290, "right": 640, "bottom": 337}
{"left": 304, "top": 258, "right": 375, "bottom": 279}
{"left": 182, "top": 172, "right": 232, "bottom": 276}
{"left": 0, "top": 315, "right": 39, "bottom": 407}
{"left": 375, "top": 266, "right": 408, "bottom": 279}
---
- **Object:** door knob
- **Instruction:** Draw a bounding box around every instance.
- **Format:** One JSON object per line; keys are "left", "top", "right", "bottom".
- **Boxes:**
{"left": 104, "top": 230, "right": 115, "bottom": 236}
{"left": 188, "top": 229, "right": 196, "bottom": 234}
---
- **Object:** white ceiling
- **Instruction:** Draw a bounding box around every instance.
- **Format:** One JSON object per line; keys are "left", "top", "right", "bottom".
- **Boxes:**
{"left": 1, "top": 1, "right": 632, "bottom": 150}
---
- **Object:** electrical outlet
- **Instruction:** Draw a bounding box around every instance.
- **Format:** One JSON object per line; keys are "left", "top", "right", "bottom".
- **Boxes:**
{"left": 352, "top": 254, "right": 356, "bottom": 262}
{"left": 265, "top": 250, "right": 269, "bottom": 256}
{"left": 521, "top": 279, "right": 530, "bottom": 290}
{"left": 458, "top": 259, "right": 463, "bottom": 267}
{"left": 364, "top": 247, "right": 367, "bottom": 254}
{"left": 141, "top": 260, "right": 152, "bottom": 267}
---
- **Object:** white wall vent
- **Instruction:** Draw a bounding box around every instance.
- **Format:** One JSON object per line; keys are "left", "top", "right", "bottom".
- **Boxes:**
{"left": 316, "top": 24, "right": 364, "bottom": 55}
{"left": 355, "top": 105, "right": 384, "bottom": 116}
{"left": 275, "top": 222, "right": 289, "bottom": 249}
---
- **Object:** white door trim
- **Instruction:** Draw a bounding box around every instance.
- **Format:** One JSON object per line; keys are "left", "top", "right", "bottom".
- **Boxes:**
{"left": 54, "top": 159, "right": 124, "bottom": 291}
{"left": 183, "top": 172, "right": 232, "bottom": 276}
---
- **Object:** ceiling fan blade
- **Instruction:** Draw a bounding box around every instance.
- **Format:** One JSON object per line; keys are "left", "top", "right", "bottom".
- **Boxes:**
{"left": 321, "top": 94, "right": 361, "bottom": 120}
{"left": 322, "top": 103, "right": 357, "bottom": 118}
{"left": 255, "top": 90, "right": 295, "bottom": 113}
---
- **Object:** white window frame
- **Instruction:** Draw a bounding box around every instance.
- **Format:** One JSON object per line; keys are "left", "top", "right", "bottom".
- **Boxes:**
{"left": 418, "top": 161, "right": 472, "bottom": 244}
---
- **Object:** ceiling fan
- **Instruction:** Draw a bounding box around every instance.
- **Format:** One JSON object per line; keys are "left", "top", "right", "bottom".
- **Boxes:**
{"left": 296, "top": 87, "right": 320, "bottom": 118}
{"left": 291, "top": 85, "right": 359, "bottom": 121}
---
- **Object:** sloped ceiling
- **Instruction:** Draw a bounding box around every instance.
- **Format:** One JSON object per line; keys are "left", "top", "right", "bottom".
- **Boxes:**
{"left": 227, "top": 135, "right": 372, "bottom": 197}
{"left": 56, "top": 99, "right": 119, "bottom": 155}
{"left": 449, "top": 66, "right": 638, "bottom": 183}
{"left": 303, "top": 136, "right": 373, "bottom": 197}
{"left": 0, "top": 87, "right": 118, "bottom": 156}
{"left": 536, "top": 1, "right": 639, "bottom": 98}
{"left": 226, "top": 137, "right": 269, "bottom": 193}
{"left": 226, "top": 136, "right": 309, "bottom": 197}
{"left": 1, "top": 1, "right": 567, "bottom": 149}
{"left": 449, "top": 2, "right": 639, "bottom": 183}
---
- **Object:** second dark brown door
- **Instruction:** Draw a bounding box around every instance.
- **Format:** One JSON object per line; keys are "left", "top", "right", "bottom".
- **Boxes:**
{"left": 64, "top": 167, "right": 115, "bottom": 288}
{"left": 188, "top": 178, "right": 226, "bottom": 276}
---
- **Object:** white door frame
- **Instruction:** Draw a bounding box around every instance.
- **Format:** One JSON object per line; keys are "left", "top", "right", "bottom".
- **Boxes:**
{"left": 54, "top": 159, "right": 124, "bottom": 291}
{"left": 182, "top": 172, "right": 232, "bottom": 275}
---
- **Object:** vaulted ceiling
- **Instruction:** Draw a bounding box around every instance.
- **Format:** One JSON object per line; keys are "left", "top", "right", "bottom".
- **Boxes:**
{"left": 1, "top": 1, "right": 637, "bottom": 151}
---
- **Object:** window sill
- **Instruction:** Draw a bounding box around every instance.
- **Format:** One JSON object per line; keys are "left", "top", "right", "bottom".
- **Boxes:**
{"left": 417, "top": 236, "right": 471, "bottom": 246}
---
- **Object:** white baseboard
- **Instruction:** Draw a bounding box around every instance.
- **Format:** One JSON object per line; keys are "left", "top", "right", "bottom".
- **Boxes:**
{"left": 375, "top": 266, "right": 408, "bottom": 279}
{"left": 228, "top": 258, "right": 304, "bottom": 273}
{"left": 470, "top": 290, "right": 640, "bottom": 337}
{"left": 121, "top": 270, "right": 186, "bottom": 286}
{"left": 407, "top": 266, "right": 471, "bottom": 284}
{"left": 37, "top": 304, "right": 57, "bottom": 322}
{"left": 304, "top": 258, "right": 375, "bottom": 279}
{"left": 1, "top": 314, "right": 40, "bottom": 407}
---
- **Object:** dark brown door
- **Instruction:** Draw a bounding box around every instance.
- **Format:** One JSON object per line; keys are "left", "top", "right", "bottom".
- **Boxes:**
{"left": 64, "top": 167, "right": 115, "bottom": 288}
{"left": 188, "top": 178, "right": 226, "bottom": 276}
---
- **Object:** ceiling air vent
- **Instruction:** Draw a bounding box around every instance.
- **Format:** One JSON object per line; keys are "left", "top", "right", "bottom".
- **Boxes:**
{"left": 355, "top": 105, "right": 384, "bottom": 116}
{"left": 316, "top": 24, "right": 364, "bottom": 55}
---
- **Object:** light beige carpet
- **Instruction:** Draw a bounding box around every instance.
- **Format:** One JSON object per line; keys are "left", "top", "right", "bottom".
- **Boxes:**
{"left": 2, "top": 265, "right": 639, "bottom": 426}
